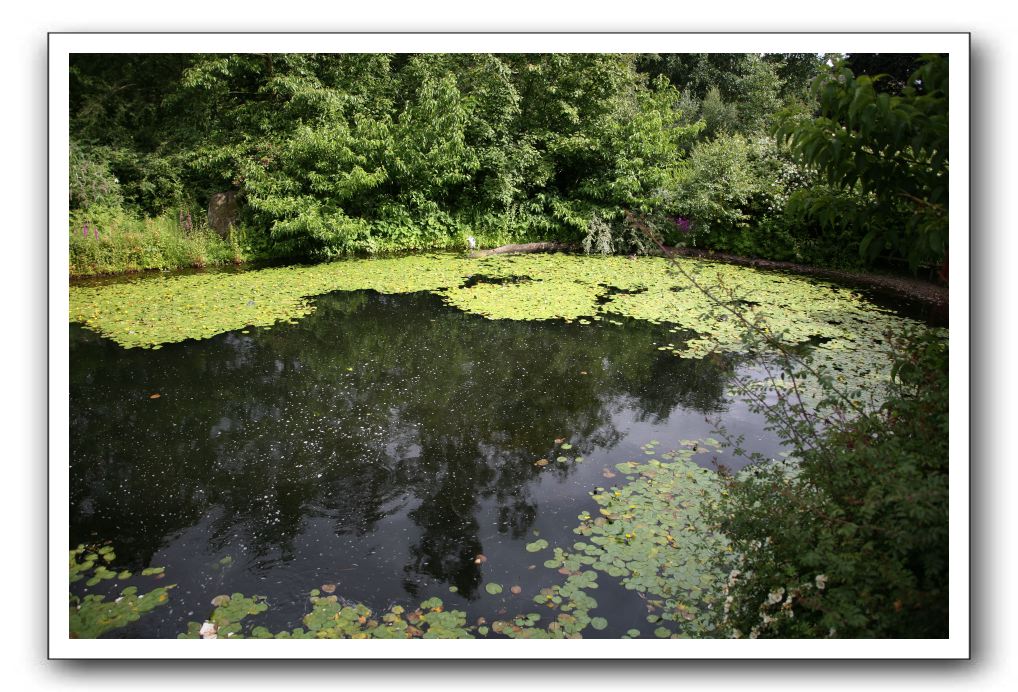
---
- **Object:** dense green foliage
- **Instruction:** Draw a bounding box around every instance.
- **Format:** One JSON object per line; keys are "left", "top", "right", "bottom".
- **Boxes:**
{"left": 775, "top": 54, "right": 949, "bottom": 270}
{"left": 70, "top": 54, "right": 704, "bottom": 262}
{"left": 713, "top": 330, "right": 949, "bottom": 638}
{"left": 69, "top": 52, "right": 948, "bottom": 274}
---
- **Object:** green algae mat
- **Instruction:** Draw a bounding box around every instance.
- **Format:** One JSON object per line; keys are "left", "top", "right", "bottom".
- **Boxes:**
{"left": 69, "top": 253, "right": 927, "bottom": 399}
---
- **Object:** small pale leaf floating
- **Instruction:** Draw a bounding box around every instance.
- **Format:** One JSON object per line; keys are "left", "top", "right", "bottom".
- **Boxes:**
{"left": 510, "top": 585, "right": 522, "bottom": 595}
{"left": 148, "top": 393, "right": 161, "bottom": 399}
{"left": 560, "top": 443, "right": 573, "bottom": 450}
{"left": 534, "top": 458, "right": 549, "bottom": 467}
{"left": 485, "top": 583, "right": 503, "bottom": 595}
{"left": 210, "top": 594, "right": 231, "bottom": 607}
{"left": 474, "top": 554, "right": 487, "bottom": 564}
{"left": 321, "top": 583, "right": 336, "bottom": 594}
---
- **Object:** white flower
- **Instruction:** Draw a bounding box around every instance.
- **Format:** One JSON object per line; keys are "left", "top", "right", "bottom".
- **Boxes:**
{"left": 815, "top": 574, "right": 828, "bottom": 590}
{"left": 767, "top": 587, "right": 785, "bottom": 605}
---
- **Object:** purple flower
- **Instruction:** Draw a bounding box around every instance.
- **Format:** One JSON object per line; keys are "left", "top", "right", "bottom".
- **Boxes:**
{"left": 82, "top": 221, "right": 89, "bottom": 239}
{"left": 673, "top": 216, "right": 693, "bottom": 233}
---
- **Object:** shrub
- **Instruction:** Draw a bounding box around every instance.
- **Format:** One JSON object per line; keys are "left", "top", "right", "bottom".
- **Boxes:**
{"left": 712, "top": 330, "right": 949, "bottom": 638}
{"left": 669, "top": 133, "right": 758, "bottom": 243}
{"left": 774, "top": 54, "right": 949, "bottom": 271}
{"left": 69, "top": 142, "right": 123, "bottom": 211}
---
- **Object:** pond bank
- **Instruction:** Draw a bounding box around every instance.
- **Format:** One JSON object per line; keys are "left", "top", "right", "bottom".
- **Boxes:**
{"left": 656, "top": 246, "right": 948, "bottom": 313}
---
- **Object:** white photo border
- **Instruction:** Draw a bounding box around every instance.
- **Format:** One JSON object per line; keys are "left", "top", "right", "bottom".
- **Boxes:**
{"left": 49, "top": 32, "right": 970, "bottom": 659}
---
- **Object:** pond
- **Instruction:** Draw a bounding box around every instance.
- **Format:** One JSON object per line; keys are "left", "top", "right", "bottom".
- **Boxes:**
{"left": 67, "top": 253, "right": 928, "bottom": 639}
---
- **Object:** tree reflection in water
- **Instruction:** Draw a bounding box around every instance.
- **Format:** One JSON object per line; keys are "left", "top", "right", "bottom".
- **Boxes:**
{"left": 70, "top": 289, "right": 738, "bottom": 634}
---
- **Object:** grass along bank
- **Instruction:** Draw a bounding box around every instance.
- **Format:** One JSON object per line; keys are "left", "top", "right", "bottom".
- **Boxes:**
{"left": 69, "top": 208, "right": 246, "bottom": 277}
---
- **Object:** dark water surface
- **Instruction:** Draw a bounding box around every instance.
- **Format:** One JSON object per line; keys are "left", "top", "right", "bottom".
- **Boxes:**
{"left": 70, "top": 289, "right": 785, "bottom": 638}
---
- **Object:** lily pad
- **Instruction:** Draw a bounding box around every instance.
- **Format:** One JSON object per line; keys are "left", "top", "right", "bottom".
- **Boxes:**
{"left": 525, "top": 539, "right": 549, "bottom": 552}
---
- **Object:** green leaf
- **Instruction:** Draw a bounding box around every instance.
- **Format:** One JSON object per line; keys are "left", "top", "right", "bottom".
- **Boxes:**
{"left": 525, "top": 539, "right": 549, "bottom": 552}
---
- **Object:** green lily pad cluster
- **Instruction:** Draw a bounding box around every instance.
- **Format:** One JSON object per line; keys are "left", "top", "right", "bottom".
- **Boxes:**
{"left": 69, "top": 254, "right": 929, "bottom": 400}
{"left": 182, "top": 593, "right": 473, "bottom": 639}
{"left": 68, "top": 544, "right": 174, "bottom": 638}
{"left": 525, "top": 439, "right": 729, "bottom": 638}
{"left": 180, "top": 593, "right": 269, "bottom": 639}
{"left": 488, "top": 569, "right": 603, "bottom": 639}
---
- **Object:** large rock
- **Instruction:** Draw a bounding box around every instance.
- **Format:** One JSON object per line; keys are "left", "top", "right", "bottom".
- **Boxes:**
{"left": 207, "top": 191, "right": 240, "bottom": 238}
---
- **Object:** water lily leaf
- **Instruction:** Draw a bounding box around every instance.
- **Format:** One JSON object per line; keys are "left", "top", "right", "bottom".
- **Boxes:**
{"left": 525, "top": 539, "right": 548, "bottom": 552}
{"left": 485, "top": 583, "right": 503, "bottom": 595}
{"left": 590, "top": 617, "right": 608, "bottom": 630}
{"left": 560, "top": 443, "right": 573, "bottom": 450}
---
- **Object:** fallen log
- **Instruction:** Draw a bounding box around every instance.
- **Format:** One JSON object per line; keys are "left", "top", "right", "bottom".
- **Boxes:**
{"left": 468, "top": 242, "right": 577, "bottom": 258}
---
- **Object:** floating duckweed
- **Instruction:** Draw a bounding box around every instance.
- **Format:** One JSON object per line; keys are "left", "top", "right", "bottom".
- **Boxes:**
{"left": 70, "top": 254, "right": 929, "bottom": 400}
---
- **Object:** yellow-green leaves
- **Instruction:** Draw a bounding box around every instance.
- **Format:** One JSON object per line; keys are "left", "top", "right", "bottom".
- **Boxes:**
{"left": 70, "top": 253, "right": 925, "bottom": 403}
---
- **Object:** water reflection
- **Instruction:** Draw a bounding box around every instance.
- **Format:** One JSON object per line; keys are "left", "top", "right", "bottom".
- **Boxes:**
{"left": 70, "top": 289, "right": 737, "bottom": 632}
